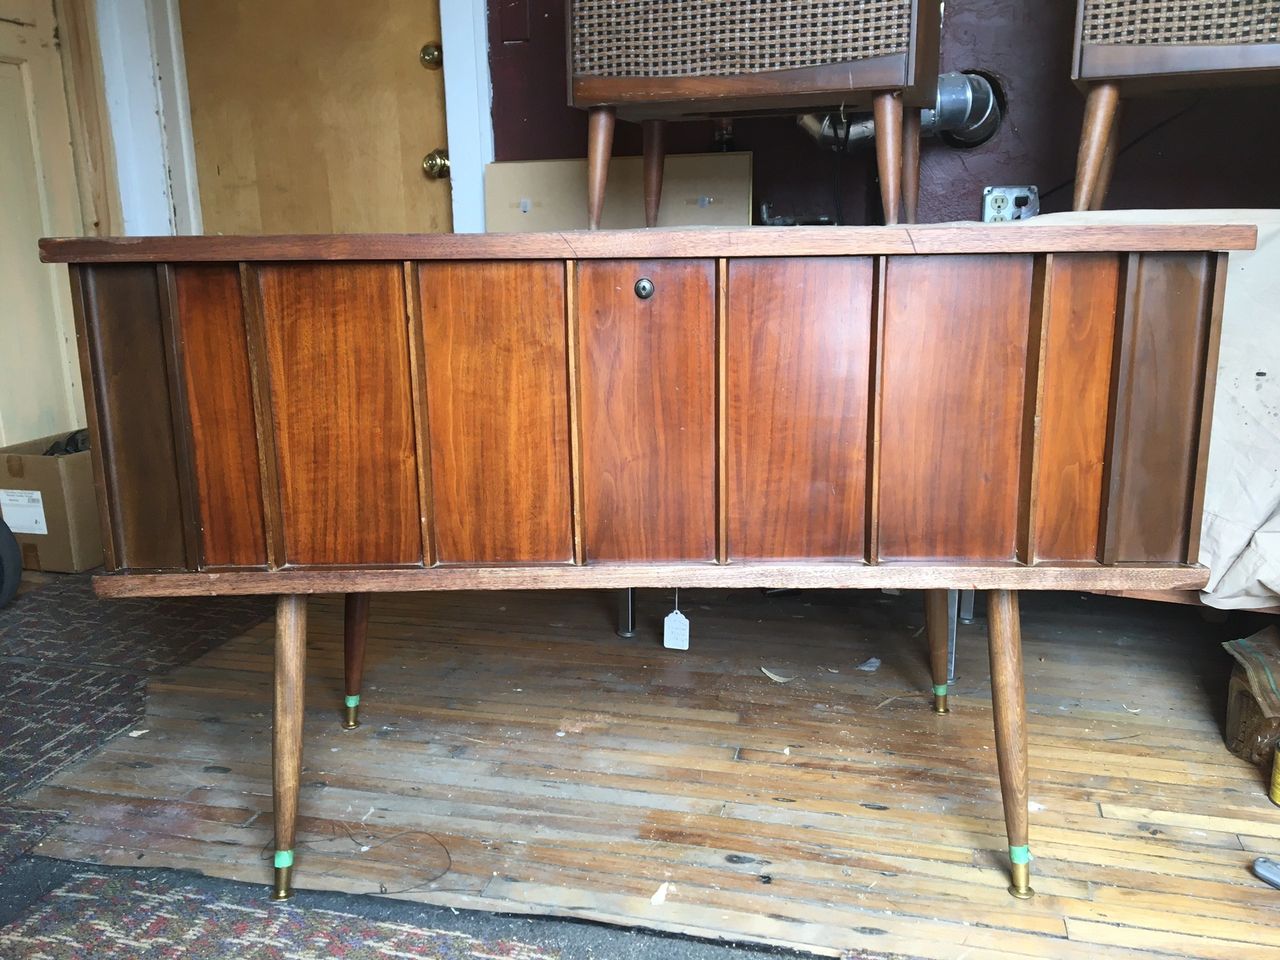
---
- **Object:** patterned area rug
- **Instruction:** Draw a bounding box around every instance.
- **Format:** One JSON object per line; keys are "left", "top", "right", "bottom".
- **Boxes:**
{"left": 0, "top": 870, "right": 559, "bottom": 959}
{"left": 0, "top": 576, "right": 272, "bottom": 804}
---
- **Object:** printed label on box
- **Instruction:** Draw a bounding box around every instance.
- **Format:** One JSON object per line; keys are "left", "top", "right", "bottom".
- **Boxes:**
{"left": 0, "top": 489, "right": 47, "bottom": 535}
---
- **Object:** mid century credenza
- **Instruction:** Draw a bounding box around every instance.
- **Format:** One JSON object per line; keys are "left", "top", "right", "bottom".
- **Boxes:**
{"left": 40, "top": 224, "right": 1253, "bottom": 901}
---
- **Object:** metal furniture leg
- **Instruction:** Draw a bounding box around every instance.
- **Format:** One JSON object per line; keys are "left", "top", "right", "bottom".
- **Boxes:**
{"left": 617, "top": 588, "right": 636, "bottom": 638}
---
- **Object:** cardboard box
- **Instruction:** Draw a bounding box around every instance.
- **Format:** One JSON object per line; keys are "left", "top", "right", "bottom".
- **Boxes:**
{"left": 0, "top": 433, "right": 103, "bottom": 573}
{"left": 485, "top": 152, "right": 752, "bottom": 232}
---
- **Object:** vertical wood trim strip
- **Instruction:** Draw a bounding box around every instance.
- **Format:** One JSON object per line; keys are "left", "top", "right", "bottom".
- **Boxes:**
{"left": 68, "top": 266, "right": 120, "bottom": 570}
{"left": 1017, "top": 255, "right": 1052, "bottom": 563}
{"left": 239, "top": 263, "right": 286, "bottom": 569}
{"left": 1185, "top": 252, "right": 1229, "bottom": 565}
{"left": 866, "top": 256, "right": 888, "bottom": 563}
{"left": 1098, "top": 253, "right": 1140, "bottom": 564}
{"left": 404, "top": 262, "right": 437, "bottom": 566}
{"left": 156, "top": 265, "right": 203, "bottom": 569}
{"left": 565, "top": 260, "right": 586, "bottom": 565}
{"left": 716, "top": 257, "right": 729, "bottom": 564}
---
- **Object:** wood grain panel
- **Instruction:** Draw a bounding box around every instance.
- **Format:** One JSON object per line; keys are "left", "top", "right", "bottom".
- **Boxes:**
{"left": 39, "top": 224, "right": 1258, "bottom": 265}
{"left": 1032, "top": 254, "right": 1120, "bottom": 561}
{"left": 577, "top": 260, "right": 715, "bottom": 561}
{"left": 726, "top": 258, "right": 872, "bottom": 560}
{"left": 877, "top": 256, "right": 1034, "bottom": 561}
{"left": 418, "top": 261, "right": 572, "bottom": 564}
{"left": 174, "top": 265, "right": 267, "bottom": 568}
{"left": 1101, "top": 253, "right": 1214, "bottom": 563}
{"left": 258, "top": 263, "right": 420, "bottom": 565}
{"left": 81, "top": 265, "right": 187, "bottom": 569}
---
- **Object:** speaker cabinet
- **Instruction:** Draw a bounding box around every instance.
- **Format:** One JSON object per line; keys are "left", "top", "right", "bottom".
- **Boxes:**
{"left": 1070, "top": 0, "right": 1280, "bottom": 210}
{"left": 567, "top": 0, "right": 941, "bottom": 227}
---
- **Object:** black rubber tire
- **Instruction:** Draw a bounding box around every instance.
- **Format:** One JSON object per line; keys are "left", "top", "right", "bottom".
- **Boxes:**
{"left": 0, "top": 519, "right": 20, "bottom": 609}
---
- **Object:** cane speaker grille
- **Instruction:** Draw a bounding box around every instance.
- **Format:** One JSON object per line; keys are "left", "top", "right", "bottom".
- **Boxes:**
{"left": 1082, "top": 0, "right": 1280, "bottom": 46}
{"left": 571, "top": 0, "right": 913, "bottom": 78}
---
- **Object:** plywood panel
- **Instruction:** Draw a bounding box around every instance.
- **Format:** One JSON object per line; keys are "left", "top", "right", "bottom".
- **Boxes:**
{"left": 1102, "top": 253, "right": 1214, "bottom": 563}
{"left": 418, "top": 262, "right": 572, "bottom": 564}
{"left": 81, "top": 265, "right": 187, "bottom": 570}
{"left": 726, "top": 258, "right": 872, "bottom": 560}
{"left": 179, "top": 0, "right": 450, "bottom": 234}
{"left": 1033, "top": 255, "right": 1119, "bottom": 561}
{"left": 878, "top": 256, "right": 1034, "bottom": 561}
{"left": 175, "top": 265, "right": 267, "bottom": 568}
{"left": 578, "top": 260, "right": 716, "bottom": 561}
{"left": 258, "top": 263, "right": 420, "bottom": 565}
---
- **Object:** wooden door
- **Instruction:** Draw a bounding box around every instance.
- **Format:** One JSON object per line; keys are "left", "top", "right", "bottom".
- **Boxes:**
{"left": 179, "top": 0, "right": 451, "bottom": 234}
{"left": 577, "top": 260, "right": 716, "bottom": 562}
{"left": 726, "top": 258, "right": 873, "bottom": 560}
{"left": 877, "top": 255, "right": 1034, "bottom": 561}
{"left": 0, "top": 1, "right": 85, "bottom": 444}
{"left": 418, "top": 262, "right": 573, "bottom": 565}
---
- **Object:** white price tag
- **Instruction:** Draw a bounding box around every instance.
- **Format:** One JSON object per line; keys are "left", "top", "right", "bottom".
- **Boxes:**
{"left": 663, "top": 610, "right": 689, "bottom": 650}
{"left": 0, "top": 489, "right": 47, "bottom": 535}
{"left": 663, "top": 588, "right": 689, "bottom": 650}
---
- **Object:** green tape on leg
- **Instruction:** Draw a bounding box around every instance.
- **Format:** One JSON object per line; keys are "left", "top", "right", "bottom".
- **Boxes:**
{"left": 1009, "top": 845, "right": 1031, "bottom": 865}
{"left": 274, "top": 850, "right": 294, "bottom": 869}
{"left": 933, "top": 684, "right": 948, "bottom": 697}
{"left": 344, "top": 695, "right": 360, "bottom": 708}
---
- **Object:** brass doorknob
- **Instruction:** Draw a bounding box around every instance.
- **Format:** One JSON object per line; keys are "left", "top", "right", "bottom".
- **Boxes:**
{"left": 422, "top": 149, "right": 450, "bottom": 180}
{"left": 420, "top": 43, "right": 443, "bottom": 69}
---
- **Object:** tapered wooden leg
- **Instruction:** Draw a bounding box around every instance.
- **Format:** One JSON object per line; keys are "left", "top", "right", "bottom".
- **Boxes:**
{"left": 1089, "top": 103, "right": 1122, "bottom": 211}
{"left": 987, "top": 589, "right": 1033, "bottom": 899}
{"left": 586, "top": 105, "right": 616, "bottom": 230}
{"left": 271, "top": 594, "right": 307, "bottom": 900}
{"left": 901, "top": 107, "right": 921, "bottom": 224}
{"left": 925, "top": 589, "right": 950, "bottom": 713}
{"left": 343, "top": 593, "right": 369, "bottom": 729}
{"left": 1072, "top": 82, "right": 1120, "bottom": 211}
{"left": 873, "top": 91, "right": 903, "bottom": 225}
{"left": 642, "top": 119, "right": 666, "bottom": 228}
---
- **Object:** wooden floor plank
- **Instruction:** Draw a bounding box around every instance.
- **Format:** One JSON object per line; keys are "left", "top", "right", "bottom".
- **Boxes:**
{"left": 21, "top": 588, "right": 1278, "bottom": 959}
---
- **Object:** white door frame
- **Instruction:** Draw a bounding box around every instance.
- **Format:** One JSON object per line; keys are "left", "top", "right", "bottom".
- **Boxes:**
{"left": 93, "top": 0, "right": 200, "bottom": 235}
{"left": 440, "top": 0, "right": 494, "bottom": 233}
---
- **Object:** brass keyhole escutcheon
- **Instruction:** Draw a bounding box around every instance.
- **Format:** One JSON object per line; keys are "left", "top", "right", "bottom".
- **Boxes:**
{"left": 420, "top": 43, "right": 443, "bottom": 69}
{"left": 422, "top": 149, "right": 450, "bottom": 180}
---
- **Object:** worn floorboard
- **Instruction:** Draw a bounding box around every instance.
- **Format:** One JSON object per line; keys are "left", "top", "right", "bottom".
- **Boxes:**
{"left": 19, "top": 589, "right": 1280, "bottom": 958}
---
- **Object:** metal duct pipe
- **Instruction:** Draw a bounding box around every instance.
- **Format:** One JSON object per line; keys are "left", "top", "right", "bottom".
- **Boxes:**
{"left": 798, "top": 71, "right": 1002, "bottom": 151}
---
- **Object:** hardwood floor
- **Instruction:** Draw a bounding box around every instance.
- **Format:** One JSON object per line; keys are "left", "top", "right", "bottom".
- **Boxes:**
{"left": 21, "top": 589, "right": 1280, "bottom": 958}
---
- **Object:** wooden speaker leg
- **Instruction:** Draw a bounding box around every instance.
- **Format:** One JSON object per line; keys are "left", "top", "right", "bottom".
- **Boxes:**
{"left": 1090, "top": 103, "right": 1122, "bottom": 211}
{"left": 987, "top": 589, "right": 1034, "bottom": 899}
{"left": 1072, "top": 82, "right": 1119, "bottom": 212}
{"left": 271, "top": 594, "right": 307, "bottom": 901}
{"left": 642, "top": 119, "right": 666, "bottom": 228}
{"left": 587, "top": 106, "right": 616, "bottom": 230}
{"left": 342, "top": 593, "right": 369, "bottom": 729}
{"left": 902, "top": 107, "right": 921, "bottom": 224}
{"left": 873, "top": 91, "right": 903, "bottom": 225}
{"left": 925, "top": 589, "right": 950, "bottom": 713}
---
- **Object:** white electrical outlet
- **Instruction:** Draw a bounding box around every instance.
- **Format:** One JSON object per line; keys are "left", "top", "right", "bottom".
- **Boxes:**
{"left": 982, "top": 186, "right": 1039, "bottom": 223}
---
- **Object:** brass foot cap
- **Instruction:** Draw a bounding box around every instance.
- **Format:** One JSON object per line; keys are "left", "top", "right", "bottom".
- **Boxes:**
{"left": 342, "top": 705, "right": 360, "bottom": 729}
{"left": 271, "top": 865, "right": 294, "bottom": 901}
{"left": 933, "top": 695, "right": 950, "bottom": 715}
{"left": 1008, "top": 862, "right": 1033, "bottom": 898}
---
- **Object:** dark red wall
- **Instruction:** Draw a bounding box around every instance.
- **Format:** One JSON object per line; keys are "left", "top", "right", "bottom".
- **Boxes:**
{"left": 488, "top": 0, "right": 1280, "bottom": 224}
